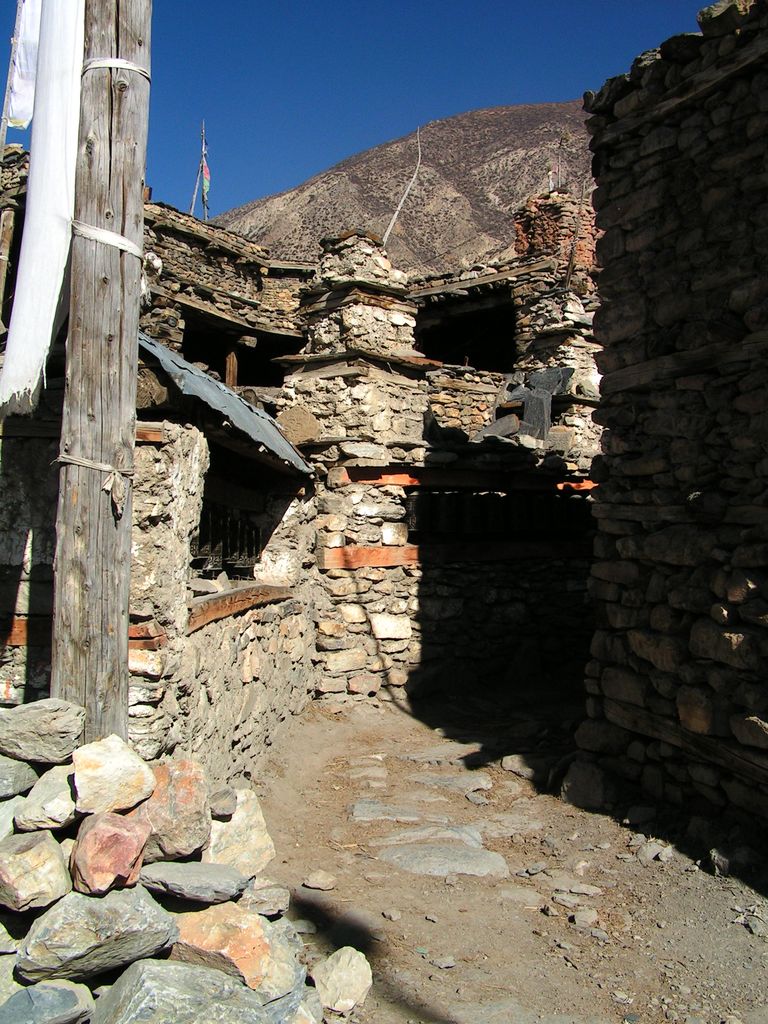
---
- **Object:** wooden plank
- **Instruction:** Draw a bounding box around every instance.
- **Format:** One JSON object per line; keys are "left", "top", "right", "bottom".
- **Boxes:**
{"left": 2, "top": 420, "right": 166, "bottom": 443}
{"left": 0, "top": 207, "right": 15, "bottom": 323}
{"left": 0, "top": 615, "right": 51, "bottom": 648}
{"left": 603, "top": 699, "right": 768, "bottom": 787}
{"left": 128, "top": 620, "right": 162, "bottom": 639}
{"left": 317, "top": 541, "right": 590, "bottom": 570}
{"left": 409, "top": 258, "right": 557, "bottom": 298}
{"left": 135, "top": 423, "right": 166, "bottom": 444}
{"left": 187, "top": 584, "right": 292, "bottom": 634}
{"left": 50, "top": 0, "right": 152, "bottom": 742}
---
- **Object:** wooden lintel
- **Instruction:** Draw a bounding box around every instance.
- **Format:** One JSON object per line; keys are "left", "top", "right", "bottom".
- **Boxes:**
{"left": 2, "top": 420, "right": 167, "bottom": 444}
{"left": 187, "top": 584, "right": 292, "bottom": 634}
{"left": 604, "top": 698, "right": 768, "bottom": 787}
{"left": 601, "top": 331, "right": 768, "bottom": 396}
{"left": 317, "top": 541, "right": 590, "bottom": 570}
{"left": 127, "top": 634, "right": 167, "bottom": 651}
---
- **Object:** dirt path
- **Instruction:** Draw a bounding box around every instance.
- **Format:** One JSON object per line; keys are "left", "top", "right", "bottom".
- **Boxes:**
{"left": 256, "top": 699, "right": 768, "bottom": 1024}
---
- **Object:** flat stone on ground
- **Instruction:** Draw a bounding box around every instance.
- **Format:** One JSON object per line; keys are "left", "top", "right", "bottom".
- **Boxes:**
{"left": 311, "top": 946, "right": 372, "bottom": 1014}
{"left": 0, "top": 700, "right": 84, "bottom": 765}
{"left": 140, "top": 862, "right": 249, "bottom": 904}
{"left": 0, "top": 831, "right": 71, "bottom": 911}
{"left": 16, "top": 886, "right": 178, "bottom": 981}
{"left": 209, "top": 786, "right": 238, "bottom": 820}
{"left": 0, "top": 979, "right": 94, "bottom": 1024}
{"left": 0, "top": 754, "right": 38, "bottom": 800}
{"left": 350, "top": 799, "right": 448, "bottom": 824}
{"left": 91, "top": 959, "right": 271, "bottom": 1023}
{"left": 203, "top": 789, "right": 275, "bottom": 877}
{"left": 129, "top": 759, "right": 210, "bottom": 863}
{"left": 73, "top": 735, "right": 155, "bottom": 815}
{"left": 369, "top": 824, "right": 484, "bottom": 848}
{"left": 302, "top": 870, "right": 336, "bottom": 891}
{"left": 408, "top": 770, "right": 493, "bottom": 796}
{"left": 14, "top": 766, "right": 77, "bottom": 832}
{"left": 377, "top": 842, "right": 509, "bottom": 878}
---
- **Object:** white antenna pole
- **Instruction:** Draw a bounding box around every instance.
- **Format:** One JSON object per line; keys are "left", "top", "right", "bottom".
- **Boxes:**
{"left": 0, "top": 0, "right": 25, "bottom": 157}
{"left": 382, "top": 126, "right": 421, "bottom": 248}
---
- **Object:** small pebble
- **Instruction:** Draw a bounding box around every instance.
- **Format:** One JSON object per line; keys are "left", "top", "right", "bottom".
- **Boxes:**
{"left": 382, "top": 908, "right": 402, "bottom": 921}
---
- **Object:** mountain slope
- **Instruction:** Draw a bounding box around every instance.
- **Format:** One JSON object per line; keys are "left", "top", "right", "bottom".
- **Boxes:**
{"left": 216, "top": 101, "right": 592, "bottom": 276}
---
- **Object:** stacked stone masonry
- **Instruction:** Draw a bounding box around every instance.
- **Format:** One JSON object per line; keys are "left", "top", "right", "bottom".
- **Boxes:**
{"left": 581, "top": 0, "right": 768, "bottom": 820}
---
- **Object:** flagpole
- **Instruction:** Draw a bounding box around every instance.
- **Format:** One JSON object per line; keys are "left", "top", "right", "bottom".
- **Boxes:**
{"left": 0, "top": 0, "right": 25, "bottom": 157}
{"left": 189, "top": 156, "right": 202, "bottom": 216}
{"left": 200, "top": 120, "right": 208, "bottom": 221}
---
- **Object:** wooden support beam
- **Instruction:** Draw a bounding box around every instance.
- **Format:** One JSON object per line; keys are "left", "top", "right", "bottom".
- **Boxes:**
{"left": 187, "top": 585, "right": 292, "bottom": 635}
{"left": 225, "top": 346, "right": 238, "bottom": 388}
{"left": 0, "top": 207, "right": 15, "bottom": 324}
{"left": 50, "top": 0, "right": 152, "bottom": 742}
{"left": 317, "top": 541, "right": 590, "bottom": 570}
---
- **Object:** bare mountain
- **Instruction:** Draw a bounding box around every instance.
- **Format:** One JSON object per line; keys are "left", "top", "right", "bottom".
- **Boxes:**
{"left": 216, "top": 101, "right": 592, "bottom": 277}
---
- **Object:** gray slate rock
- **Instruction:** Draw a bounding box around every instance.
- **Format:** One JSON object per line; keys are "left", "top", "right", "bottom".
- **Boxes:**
{"left": 0, "top": 755, "right": 39, "bottom": 799}
{"left": 209, "top": 787, "right": 237, "bottom": 820}
{"left": 0, "top": 796, "right": 26, "bottom": 840}
{"left": 0, "top": 979, "right": 94, "bottom": 1024}
{"left": 350, "top": 799, "right": 448, "bottom": 824}
{"left": 377, "top": 842, "right": 509, "bottom": 878}
{"left": 140, "top": 862, "right": 249, "bottom": 904}
{"left": 16, "top": 886, "right": 178, "bottom": 981}
{"left": 408, "top": 771, "right": 493, "bottom": 796}
{"left": 238, "top": 876, "right": 290, "bottom": 918}
{"left": 92, "top": 959, "right": 271, "bottom": 1023}
{"left": 259, "top": 917, "right": 306, "bottom": 1017}
{"left": 369, "top": 824, "right": 484, "bottom": 848}
{"left": 0, "top": 701, "right": 85, "bottom": 765}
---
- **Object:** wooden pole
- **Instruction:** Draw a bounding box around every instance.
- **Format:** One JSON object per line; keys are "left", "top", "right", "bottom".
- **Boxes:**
{"left": 0, "top": 0, "right": 24, "bottom": 159}
{"left": 51, "top": 0, "right": 152, "bottom": 741}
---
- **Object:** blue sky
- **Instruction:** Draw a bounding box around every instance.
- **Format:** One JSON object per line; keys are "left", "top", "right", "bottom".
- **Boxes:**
{"left": 4, "top": 1, "right": 704, "bottom": 217}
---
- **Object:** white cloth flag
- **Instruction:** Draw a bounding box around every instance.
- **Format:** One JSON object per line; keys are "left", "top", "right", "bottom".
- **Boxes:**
{"left": 0, "top": 0, "right": 84, "bottom": 414}
{"left": 7, "top": 0, "right": 42, "bottom": 128}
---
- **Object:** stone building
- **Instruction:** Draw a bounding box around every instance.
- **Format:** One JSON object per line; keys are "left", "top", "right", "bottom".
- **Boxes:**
{"left": 0, "top": 140, "right": 603, "bottom": 784}
{"left": 573, "top": 0, "right": 768, "bottom": 821}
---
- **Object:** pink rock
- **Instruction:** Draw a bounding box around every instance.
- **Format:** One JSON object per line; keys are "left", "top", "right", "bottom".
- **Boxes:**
{"left": 71, "top": 812, "right": 151, "bottom": 895}
{"left": 170, "top": 902, "right": 272, "bottom": 989}
{"left": 128, "top": 760, "right": 210, "bottom": 863}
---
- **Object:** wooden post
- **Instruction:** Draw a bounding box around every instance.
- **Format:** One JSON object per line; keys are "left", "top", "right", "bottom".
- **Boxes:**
{"left": 225, "top": 345, "right": 238, "bottom": 388}
{"left": 51, "top": 1, "right": 152, "bottom": 741}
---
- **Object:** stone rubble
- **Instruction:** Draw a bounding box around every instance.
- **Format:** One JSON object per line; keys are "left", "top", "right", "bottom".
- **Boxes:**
{"left": 0, "top": 698, "right": 372, "bottom": 1022}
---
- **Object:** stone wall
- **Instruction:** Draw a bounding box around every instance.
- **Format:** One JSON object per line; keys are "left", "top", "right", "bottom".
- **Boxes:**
{"left": 579, "top": 0, "right": 768, "bottom": 819}
{"left": 278, "top": 370, "right": 428, "bottom": 445}
{"left": 426, "top": 367, "right": 504, "bottom": 436}
{"left": 128, "top": 423, "right": 317, "bottom": 782}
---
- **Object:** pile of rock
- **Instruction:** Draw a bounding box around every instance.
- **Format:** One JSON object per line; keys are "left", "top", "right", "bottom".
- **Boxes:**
{"left": 0, "top": 699, "right": 371, "bottom": 1023}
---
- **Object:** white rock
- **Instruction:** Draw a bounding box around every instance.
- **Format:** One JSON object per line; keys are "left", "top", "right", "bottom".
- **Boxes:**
{"left": 73, "top": 735, "right": 155, "bottom": 814}
{"left": 0, "top": 831, "right": 71, "bottom": 911}
{"left": 311, "top": 946, "right": 372, "bottom": 1014}
{"left": 203, "top": 789, "right": 275, "bottom": 876}
{"left": 369, "top": 614, "right": 411, "bottom": 640}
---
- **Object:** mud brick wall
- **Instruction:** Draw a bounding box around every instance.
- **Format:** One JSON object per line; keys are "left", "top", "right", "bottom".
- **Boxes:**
{"left": 581, "top": 0, "right": 768, "bottom": 819}
{"left": 129, "top": 422, "right": 317, "bottom": 781}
